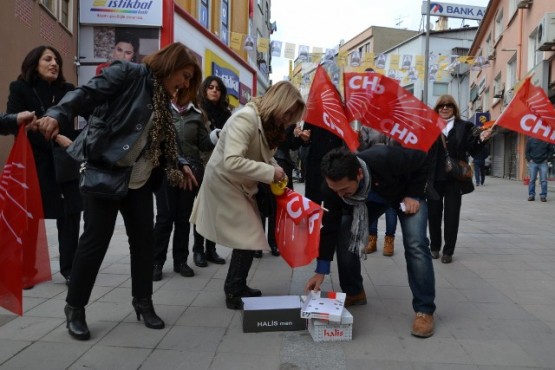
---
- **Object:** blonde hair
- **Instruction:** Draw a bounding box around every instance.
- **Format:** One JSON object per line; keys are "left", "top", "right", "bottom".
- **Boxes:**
{"left": 253, "top": 81, "right": 305, "bottom": 125}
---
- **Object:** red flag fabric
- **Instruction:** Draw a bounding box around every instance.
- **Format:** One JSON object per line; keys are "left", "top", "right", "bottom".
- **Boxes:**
{"left": 275, "top": 189, "right": 323, "bottom": 268}
{"left": 344, "top": 72, "right": 445, "bottom": 151}
{"left": 0, "top": 125, "right": 51, "bottom": 315}
{"left": 495, "top": 76, "right": 555, "bottom": 143}
{"left": 303, "top": 65, "right": 360, "bottom": 152}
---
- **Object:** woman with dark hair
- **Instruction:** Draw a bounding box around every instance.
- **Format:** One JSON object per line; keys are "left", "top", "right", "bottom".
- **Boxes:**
{"left": 37, "top": 42, "right": 200, "bottom": 340}
{"left": 190, "top": 81, "right": 305, "bottom": 310}
{"left": 191, "top": 76, "right": 233, "bottom": 267}
{"left": 6, "top": 45, "right": 81, "bottom": 288}
{"left": 427, "top": 94, "right": 492, "bottom": 264}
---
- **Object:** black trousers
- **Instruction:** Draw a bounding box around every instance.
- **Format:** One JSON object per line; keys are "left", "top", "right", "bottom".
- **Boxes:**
{"left": 66, "top": 183, "right": 154, "bottom": 307}
{"left": 57, "top": 212, "right": 80, "bottom": 278}
{"left": 152, "top": 177, "right": 196, "bottom": 267}
{"left": 428, "top": 180, "right": 462, "bottom": 257}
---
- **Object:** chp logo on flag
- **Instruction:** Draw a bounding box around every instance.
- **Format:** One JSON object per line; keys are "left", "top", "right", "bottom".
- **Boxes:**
{"left": 275, "top": 189, "right": 323, "bottom": 268}
{"left": 303, "top": 65, "right": 360, "bottom": 152}
{"left": 344, "top": 71, "right": 445, "bottom": 152}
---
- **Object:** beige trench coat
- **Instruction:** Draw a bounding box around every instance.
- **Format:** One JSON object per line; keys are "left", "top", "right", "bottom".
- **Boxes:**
{"left": 190, "top": 102, "right": 276, "bottom": 251}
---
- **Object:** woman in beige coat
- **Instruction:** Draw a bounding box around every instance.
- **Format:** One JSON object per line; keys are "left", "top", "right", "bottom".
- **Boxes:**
{"left": 190, "top": 81, "right": 305, "bottom": 309}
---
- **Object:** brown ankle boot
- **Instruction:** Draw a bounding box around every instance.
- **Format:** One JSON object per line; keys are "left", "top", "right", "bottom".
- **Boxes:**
{"left": 383, "top": 235, "right": 394, "bottom": 256}
{"left": 364, "top": 235, "right": 377, "bottom": 254}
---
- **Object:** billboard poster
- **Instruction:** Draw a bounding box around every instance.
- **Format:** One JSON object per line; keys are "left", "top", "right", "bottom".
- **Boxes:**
{"left": 80, "top": 0, "right": 163, "bottom": 27}
{"left": 204, "top": 50, "right": 241, "bottom": 107}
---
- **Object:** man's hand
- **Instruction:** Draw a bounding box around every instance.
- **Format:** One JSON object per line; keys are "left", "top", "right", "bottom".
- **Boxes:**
{"left": 305, "top": 273, "right": 325, "bottom": 293}
{"left": 36, "top": 116, "right": 60, "bottom": 141}
{"left": 55, "top": 134, "right": 73, "bottom": 148}
{"left": 402, "top": 197, "right": 420, "bottom": 214}
{"left": 179, "top": 165, "right": 198, "bottom": 190}
{"left": 16, "top": 111, "right": 36, "bottom": 131}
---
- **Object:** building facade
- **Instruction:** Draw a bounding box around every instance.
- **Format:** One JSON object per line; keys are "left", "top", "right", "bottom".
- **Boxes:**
{"left": 468, "top": 0, "right": 555, "bottom": 182}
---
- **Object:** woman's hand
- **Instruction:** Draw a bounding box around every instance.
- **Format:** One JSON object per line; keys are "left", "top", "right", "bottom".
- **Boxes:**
{"left": 401, "top": 197, "right": 420, "bottom": 214}
{"left": 180, "top": 165, "right": 198, "bottom": 190}
{"left": 480, "top": 128, "right": 493, "bottom": 142}
{"left": 297, "top": 129, "right": 311, "bottom": 142}
{"left": 55, "top": 134, "right": 73, "bottom": 148}
{"left": 16, "top": 111, "right": 36, "bottom": 131}
{"left": 273, "top": 166, "right": 286, "bottom": 182}
{"left": 36, "top": 116, "right": 60, "bottom": 140}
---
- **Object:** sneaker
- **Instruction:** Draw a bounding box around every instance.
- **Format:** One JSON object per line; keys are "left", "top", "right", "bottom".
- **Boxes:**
{"left": 528, "top": 196, "right": 535, "bottom": 201}
{"left": 541, "top": 197, "right": 547, "bottom": 202}
{"left": 345, "top": 290, "right": 367, "bottom": 307}
{"left": 411, "top": 312, "right": 434, "bottom": 338}
{"left": 430, "top": 251, "right": 440, "bottom": 259}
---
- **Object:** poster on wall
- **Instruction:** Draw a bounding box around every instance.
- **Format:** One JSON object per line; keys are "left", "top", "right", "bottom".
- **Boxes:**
{"left": 80, "top": 0, "right": 163, "bottom": 27}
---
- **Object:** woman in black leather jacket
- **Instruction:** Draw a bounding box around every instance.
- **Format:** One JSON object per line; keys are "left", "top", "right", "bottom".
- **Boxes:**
{"left": 37, "top": 42, "right": 200, "bottom": 341}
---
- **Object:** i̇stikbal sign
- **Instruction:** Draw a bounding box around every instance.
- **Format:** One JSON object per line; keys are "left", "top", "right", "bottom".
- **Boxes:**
{"left": 421, "top": 1, "right": 486, "bottom": 21}
{"left": 80, "top": 0, "right": 162, "bottom": 27}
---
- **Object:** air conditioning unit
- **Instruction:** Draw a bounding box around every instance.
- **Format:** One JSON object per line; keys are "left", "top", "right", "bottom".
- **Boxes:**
{"left": 493, "top": 87, "right": 504, "bottom": 99}
{"left": 487, "top": 50, "right": 496, "bottom": 60}
{"left": 503, "top": 88, "right": 514, "bottom": 106}
{"left": 517, "top": 0, "right": 532, "bottom": 9}
{"left": 537, "top": 13, "right": 555, "bottom": 51}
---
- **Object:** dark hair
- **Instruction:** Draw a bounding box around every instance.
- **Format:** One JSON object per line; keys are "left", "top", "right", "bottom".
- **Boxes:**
{"left": 114, "top": 31, "right": 140, "bottom": 61}
{"left": 199, "top": 76, "right": 230, "bottom": 110}
{"left": 143, "top": 42, "right": 202, "bottom": 104}
{"left": 17, "top": 45, "right": 66, "bottom": 86}
{"left": 434, "top": 94, "right": 461, "bottom": 120}
{"left": 321, "top": 147, "right": 361, "bottom": 181}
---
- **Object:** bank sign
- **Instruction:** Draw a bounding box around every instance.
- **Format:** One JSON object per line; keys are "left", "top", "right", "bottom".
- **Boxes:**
{"left": 421, "top": 2, "right": 486, "bottom": 21}
{"left": 80, "top": 0, "right": 162, "bottom": 26}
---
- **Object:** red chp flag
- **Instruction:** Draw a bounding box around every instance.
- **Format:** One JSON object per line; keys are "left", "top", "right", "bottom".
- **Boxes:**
{"left": 344, "top": 72, "right": 445, "bottom": 152}
{"left": 303, "top": 65, "right": 360, "bottom": 152}
{"left": 0, "top": 125, "right": 51, "bottom": 315}
{"left": 275, "top": 189, "right": 323, "bottom": 268}
{"left": 495, "top": 76, "right": 555, "bottom": 143}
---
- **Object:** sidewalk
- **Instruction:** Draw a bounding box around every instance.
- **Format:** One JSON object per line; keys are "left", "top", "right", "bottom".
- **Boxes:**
{"left": 1, "top": 177, "right": 554, "bottom": 369}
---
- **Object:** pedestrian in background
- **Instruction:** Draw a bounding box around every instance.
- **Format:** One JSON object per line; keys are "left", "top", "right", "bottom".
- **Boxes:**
{"left": 526, "top": 137, "right": 553, "bottom": 202}
{"left": 191, "top": 76, "right": 232, "bottom": 267}
{"left": 427, "top": 95, "right": 492, "bottom": 264}
{"left": 37, "top": 42, "right": 199, "bottom": 340}
{"left": 190, "top": 81, "right": 305, "bottom": 310}
{"left": 472, "top": 144, "right": 489, "bottom": 186}
{"left": 152, "top": 93, "right": 219, "bottom": 281}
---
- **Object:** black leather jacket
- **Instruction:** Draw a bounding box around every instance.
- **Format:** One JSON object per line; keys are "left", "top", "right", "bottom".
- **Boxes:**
{"left": 45, "top": 61, "right": 165, "bottom": 165}
{"left": 0, "top": 113, "right": 18, "bottom": 135}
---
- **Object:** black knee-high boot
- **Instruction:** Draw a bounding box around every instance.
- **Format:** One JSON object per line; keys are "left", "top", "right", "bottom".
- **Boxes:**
{"left": 224, "top": 249, "right": 261, "bottom": 309}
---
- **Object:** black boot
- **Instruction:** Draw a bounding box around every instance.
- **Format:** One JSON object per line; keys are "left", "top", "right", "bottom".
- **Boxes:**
{"left": 152, "top": 265, "right": 163, "bottom": 281}
{"left": 269, "top": 244, "right": 280, "bottom": 257}
{"left": 132, "top": 298, "right": 165, "bottom": 329}
{"left": 206, "top": 245, "right": 225, "bottom": 264}
{"left": 194, "top": 252, "right": 208, "bottom": 267}
{"left": 64, "top": 304, "right": 90, "bottom": 340}
{"left": 224, "top": 250, "right": 260, "bottom": 310}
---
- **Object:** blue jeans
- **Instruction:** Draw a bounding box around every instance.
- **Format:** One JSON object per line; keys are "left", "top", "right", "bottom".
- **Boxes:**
{"left": 368, "top": 206, "right": 397, "bottom": 236}
{"left": 528, "top": 161, "right": 548, "bottom": 198}
{"left": 336, "top": 200, "right": 436, "bottom": 314}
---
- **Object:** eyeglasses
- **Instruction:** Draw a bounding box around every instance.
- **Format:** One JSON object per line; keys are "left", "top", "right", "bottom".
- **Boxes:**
{"left": 438, "top": 103, "right": 455, "bottom": 110}
{"left": 207, "top": 85, "right": 221, "bottom": 91}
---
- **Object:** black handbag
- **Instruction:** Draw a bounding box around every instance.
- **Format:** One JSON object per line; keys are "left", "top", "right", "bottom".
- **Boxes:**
{"left": 52, "top": 145, "right": 81, "bottom": 183}
{"left": 441, "top": 135, "right": 473, "bottom": 182}
{"left": 78, "top": 162, "right": 132, "bottom": 200}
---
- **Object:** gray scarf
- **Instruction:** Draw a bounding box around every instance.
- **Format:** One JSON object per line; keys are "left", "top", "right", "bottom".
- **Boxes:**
{"left": 341, "top": 158, "right": 372, "bottom": 259}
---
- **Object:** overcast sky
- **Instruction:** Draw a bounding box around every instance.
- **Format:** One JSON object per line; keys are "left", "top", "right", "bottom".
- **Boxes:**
{"left": 269, "top": 0, "right": 490, "bottom": 82}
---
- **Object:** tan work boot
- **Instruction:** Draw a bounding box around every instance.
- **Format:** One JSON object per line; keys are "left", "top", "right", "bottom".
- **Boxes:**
{"left": 364, "top": 235, "right": 377, "bottom": 254}
{"left": 383, "top": 235, "right": 395, "bottom": 256}
{"left": 411, "top": 312, "right": 434, "bottom": 338}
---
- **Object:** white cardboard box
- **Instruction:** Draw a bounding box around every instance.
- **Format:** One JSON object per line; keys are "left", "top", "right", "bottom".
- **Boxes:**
{"left": 242, "top": 296, "right": 307, "bottom": 333}
{"left": 308, "top": 308, "right": 353, "bottom": 342}
{"left": 300, "top": 291, "right": 346, "bottom": 323}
